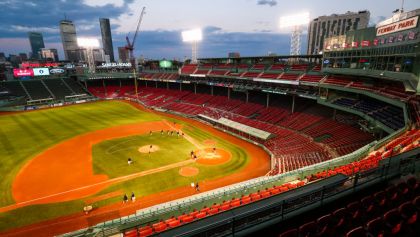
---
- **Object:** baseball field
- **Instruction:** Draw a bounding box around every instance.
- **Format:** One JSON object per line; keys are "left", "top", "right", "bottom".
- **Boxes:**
{"left": 0, "top": 100, "right": 270, "bottom": 234}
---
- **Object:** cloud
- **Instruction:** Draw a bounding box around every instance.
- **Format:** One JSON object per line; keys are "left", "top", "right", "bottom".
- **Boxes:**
{"left": 257, "top": 0, "right": 277, "bottom": 7}
{"left": 10, "top": 25, "right": 59, "bottom": 33}
{"left": 82, "top": 0, "right": 125, "bottom": 8}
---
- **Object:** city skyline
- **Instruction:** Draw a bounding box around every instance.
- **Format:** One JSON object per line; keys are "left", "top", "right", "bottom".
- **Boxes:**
{"left": 0, "top": 0, "right": 419, "bottom": 61}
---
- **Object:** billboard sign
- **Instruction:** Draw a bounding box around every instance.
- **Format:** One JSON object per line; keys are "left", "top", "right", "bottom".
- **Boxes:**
{"left": 159, "top": 60, "right": 172, "bottom": 68}
{"left": 49, "top": 68, "right": 65, "bottom": 74}
{"left": 13, "top": 68, "right": 34, "bottom": 77}
{"left": 21, "top": 62, "right": 59, "bottom": 68}
{"left": 33, "top": 68, "right": 50, "bottom": 76}
{"left": 376, "top": 16, "right": 418, "bottom": 36}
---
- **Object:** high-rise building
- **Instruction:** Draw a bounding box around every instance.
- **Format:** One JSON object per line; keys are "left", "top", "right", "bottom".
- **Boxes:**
{"left": 118, "top": 47, "right": 129, "bottom": 63}
{"left": 99, "top": 18, "right": 115, "bottom": 62}
{"left": 40, "top": 48, "right": 59, "bottom": 61}
{"left": 28, "top": 32, "right": 45, "bottom": 59}
{"left": 307, "top": 10, "right": 370, "bottom": 55}
{"left": 59, "top": 20, "right": 79, "bottom": 61}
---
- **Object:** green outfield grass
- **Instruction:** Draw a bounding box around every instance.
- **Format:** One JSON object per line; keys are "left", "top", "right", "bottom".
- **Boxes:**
{"left": 0, "top": 101, "right": 250, "bottom": 232}
{"left": 92, "top": 134, "right": 196, "bottom": 178}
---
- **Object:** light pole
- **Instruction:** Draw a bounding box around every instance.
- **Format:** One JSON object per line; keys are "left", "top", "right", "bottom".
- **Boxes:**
{"left": 182, "top": 29, "right": 203, "bottom": 63}
{"left": 279, "top": 12, "right": 310, "bottom": 57}
{"left": 77, "top": 38, "right": 100, "bottom": 74}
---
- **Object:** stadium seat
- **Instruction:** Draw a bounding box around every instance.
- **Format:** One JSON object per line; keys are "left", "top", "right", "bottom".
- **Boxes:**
{"left": 241, "top": 196, "right": 251, "bottom": 204}
{"left": 316, "top": 214, "right": 333, "bottom": 236}
{"left": 366, "top": 217, "right": 385, "bottom": 237}
{"left": 181, "top": 215, "right": 194, "bottom": 223}
{"left": 195, "top": 212, "right": 207, "bottom": 219}
{"left": 279, "top": 228, "right": 298, "bottom": 237}
{"left": 298, "top": 221, "right": 317, "bottom": 237}
{"left": 398, "top": 201, "right": 417, "bottom": 225}
{"left": 384, "top": 209, "right": 402, "bottom": 235}
{"left": 231, "top": 200, "right": 241, "bottom": 207}
{"left": 167, "top": 219, "right": 181, "bottom": 228}
{"left": 123, "top": 229, "right": 138, "bottom": 237}
{"left": 139, "top": 227, "right": 153, "bottom": 236}
{"left": 209, "top": 207, "right": 219, "bottom": 215}
{"left": 221, "top": 204, "right": 231, "bottom": 211}
{"left": 345, "top": 226, "right": 367, "bottom": 237}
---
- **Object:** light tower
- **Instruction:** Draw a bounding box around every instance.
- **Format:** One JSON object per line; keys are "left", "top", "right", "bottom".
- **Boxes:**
{"left": 182, "top": 29, "right": 202, "bottom": 63}
{"left": 77, "top": 37, "right": 100, "bottom": 73}
{"left": 279, "top": 13, "right": 310, "bottom": 56}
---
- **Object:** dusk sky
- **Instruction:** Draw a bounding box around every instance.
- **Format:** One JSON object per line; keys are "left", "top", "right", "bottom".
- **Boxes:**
{"left": 0, "top": 0, "right": 419, "bottom": 61}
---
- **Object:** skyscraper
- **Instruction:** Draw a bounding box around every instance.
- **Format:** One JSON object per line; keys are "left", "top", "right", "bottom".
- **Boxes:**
{"left": 99, "top": 18, "right": 115, "bottom": 62}
{"left": 307, "top": 10, "right": 370, "bottom": 55}
{"left": 59, "top": 20, "right": 79, "bottom": 61}
{"left": 28, "top": 32, "right": 45, "bottom": 59}
{"left": 118, "top": 47, "right": 129, "bottom": 63}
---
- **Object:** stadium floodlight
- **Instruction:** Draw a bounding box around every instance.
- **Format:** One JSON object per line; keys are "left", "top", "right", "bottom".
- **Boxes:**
{"left": 279, "top": 12, "right": 310, "bottom": 56}
{"left": 77, "top": 38, "right": 100, "bottom": 48}
{"left": 77, "top": 37, "right": 100, "bottom": 73}
{"left": 182, "top": 29, "right": 202, "bottom": 63}
{"left": 182, "top": 29, "right": 203, "bottom": 42}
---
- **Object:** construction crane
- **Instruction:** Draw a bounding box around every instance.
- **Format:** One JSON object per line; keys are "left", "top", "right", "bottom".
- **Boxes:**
{"left": 124, "top": 6, "right": 145, "bottom": 101}
{"left": 125, "top": 6, "right": 146, "bottom": 70}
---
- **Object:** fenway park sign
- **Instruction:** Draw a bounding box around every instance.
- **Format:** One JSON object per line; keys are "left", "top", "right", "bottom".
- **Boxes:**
{"left": 376, "top": 16, "right": 418, "bottom": 36}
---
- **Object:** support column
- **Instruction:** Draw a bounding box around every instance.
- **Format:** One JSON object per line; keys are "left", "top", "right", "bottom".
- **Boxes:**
{"left": 103, "top": 79, "right": 107, "bottom": 96}
{"left": 246, "top": 91, "right": 249, "bottom": 103}
{"left": 180, "top": 82, "right": 182, "bottom": 91}
{"left": 333, "top": 109, "right": 337, "bottom": 120}
{"left": 145, "top": 81, "right": 148, "bottom": 87}
{"left": 211, "top": 85, "right": 214, "bottom": 96}
{"left": 292, "top": 95, "right": 296, "bottom": 113}
{"left": 227, "top": 87, "right": 230, "bottom": 100}
{"left": 194, "top": 83, "right": 197, "bottom": 94}
{"left": 84, "top": 80, "right": 87, "bottom": 90}
{"left": 266, "top": 93, "right": 270, "bottom": 108}
{"left": 155, "top": 81, "right": 158, "bottom": 88}
{"left": 167, "top": 82, "right": 169, "bottom": 90}
{"left": 119, "top": 79, "right": 122, "bottom": 88}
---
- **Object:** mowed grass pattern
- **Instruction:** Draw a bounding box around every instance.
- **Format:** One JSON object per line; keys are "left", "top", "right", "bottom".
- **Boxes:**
{"left": 92, "top": 134, "right": 196, "bottom": 178}
{"left": 0, "top": 101, "right": 160, "bottom": 207}
{"left": 0, "top": 101, "right": 251, "bottom": 232}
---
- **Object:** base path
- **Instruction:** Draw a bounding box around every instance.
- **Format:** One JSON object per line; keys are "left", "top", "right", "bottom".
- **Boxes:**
{"left": 10, "top": 121, "right": 171, "bottom": 207}
{"left": 1, "top": 101, "right": 270, "bottom": 237}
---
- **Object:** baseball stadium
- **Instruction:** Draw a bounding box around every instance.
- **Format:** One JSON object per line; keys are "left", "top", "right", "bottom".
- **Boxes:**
{"left": 0, "top": 4, "right": 420, "bottom": 237}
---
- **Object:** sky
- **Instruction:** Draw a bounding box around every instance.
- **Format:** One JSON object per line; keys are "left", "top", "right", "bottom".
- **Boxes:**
{"left": 0, "top": 0, "right": 419, "bottom": 61}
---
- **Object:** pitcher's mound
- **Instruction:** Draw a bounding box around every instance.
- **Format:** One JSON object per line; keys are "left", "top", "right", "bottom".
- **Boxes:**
{"left": 195, "top": 148, "right": 231, "bottom": 165}
{"left": 179, "top": 167, "right": 199, "bottom": 177}
{"left": 138, "top": 145, "right": 159, "bottom": 153}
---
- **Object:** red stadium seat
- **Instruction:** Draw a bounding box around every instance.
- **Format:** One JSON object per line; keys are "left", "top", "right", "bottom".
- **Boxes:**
{"left": 123, "top": 229, "right": 138, "bottom": 237}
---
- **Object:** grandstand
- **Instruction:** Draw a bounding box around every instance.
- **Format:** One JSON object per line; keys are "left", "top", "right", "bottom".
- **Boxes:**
{"left": 0, "top": 6, "right": 418, "bottom": 237}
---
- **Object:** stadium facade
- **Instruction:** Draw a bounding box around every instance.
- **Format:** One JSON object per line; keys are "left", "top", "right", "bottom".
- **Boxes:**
{"left": 307, "top": 10, "right": 370, "bottom": 55}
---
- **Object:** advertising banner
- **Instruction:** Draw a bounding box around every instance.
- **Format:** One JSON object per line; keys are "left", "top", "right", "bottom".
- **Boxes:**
{"left": 33, "top": 68, "right": 50, "bottom": 76}
{"left": 376, "top": 16, "right": 418, "bottom": 36}
{"left": 49, "top": 68, "right": 65, "bottom": 74}
{"left": 13, "top": 68, "right": 34, "bottom": 77}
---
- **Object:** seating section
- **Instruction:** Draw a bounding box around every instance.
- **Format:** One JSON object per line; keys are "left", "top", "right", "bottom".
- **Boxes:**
{"left": 279, "top": 176, "right": 420, "bottom": 237}
{"left": 180, "top": 64, "right": 197, "bottom": 74}
{"left": 299, "top": 74, "right": 323, "bottom": 83}
{"left": 20, "top": 80, "right": 52, "bottom": 100}
{"left": 43, "top": 79, "right": 74, "bottom": 100}
{"left": 90, "top": 85, "right": 378, "bottom": 173}
{"left": 333, "top": 97, "right": 405, "bottom": 130}
{"left": 122, "top": 129, "right": 419, "bottom": 237}
{"left": 0, "top": 81, "right": 28, "bottom": 98}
